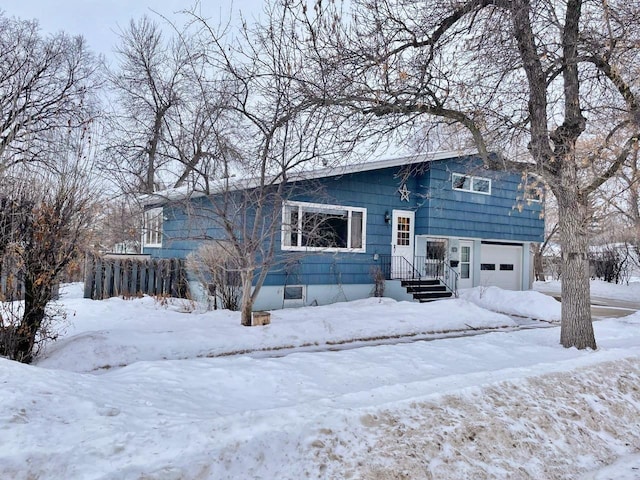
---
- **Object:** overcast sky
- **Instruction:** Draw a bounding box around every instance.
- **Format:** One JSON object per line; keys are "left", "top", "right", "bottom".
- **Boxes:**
{"left": 2, "top": 1, "right": 262, "bottom": 62}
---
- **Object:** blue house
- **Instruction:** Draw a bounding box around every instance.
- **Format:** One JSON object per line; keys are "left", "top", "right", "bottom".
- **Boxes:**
{"left": 142, "top": 152, "right": 544, "bottom": 310}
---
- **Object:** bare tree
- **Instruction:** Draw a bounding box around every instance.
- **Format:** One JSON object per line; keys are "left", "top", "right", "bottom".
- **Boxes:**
{"left": 105, "top": 15, "right": 238, "bottom": 197}
{"left": 91, "top": 197, "right": 143, "bottom": 253}
{"left": 0, "top": 12, "right": 98, "bottom": 169}
{"left": 0, "top": 132, "right": 97, "bottom": 363}
{"left": 139, "top": 4, "right": 355, "bottom": 326}
{"left": 0, "top": 12, "right": 101, "bottom": 362}
{"left": 599, "top": 147, "right": 640, "bottom": 251}
{"left": 105, "top": 16, "right": 186, "bottom": 194}
{"left": 282, "top": 0, "right": 640, "bottom": 349}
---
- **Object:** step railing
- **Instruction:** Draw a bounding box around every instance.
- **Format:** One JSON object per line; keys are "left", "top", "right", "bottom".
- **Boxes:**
{"left": 379, "top": 255, "right": 459, "bottom": 297}
{"left": 379, "top": 255, "right": 421, "bottom": 280}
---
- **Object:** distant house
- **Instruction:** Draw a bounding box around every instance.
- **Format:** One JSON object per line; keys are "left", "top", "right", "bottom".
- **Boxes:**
{"left": 142, "top": 152, "right": 544, "bottom": 310}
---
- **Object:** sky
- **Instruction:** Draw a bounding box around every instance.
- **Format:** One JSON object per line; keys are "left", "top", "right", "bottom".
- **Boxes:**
{"left": 2, "top": 0, "right": 263, "bottom": 63}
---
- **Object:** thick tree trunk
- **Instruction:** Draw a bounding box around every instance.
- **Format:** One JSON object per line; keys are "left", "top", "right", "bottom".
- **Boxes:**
{"left": 557, "top": 194, "right": 596, "bottom": 349}
{"left": 240, "top": 270, "right": 254, "bottom": 326}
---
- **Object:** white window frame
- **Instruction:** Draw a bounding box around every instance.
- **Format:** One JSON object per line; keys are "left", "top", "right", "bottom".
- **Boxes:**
{"left": 281, "top": 200, "right": 367, "bottom": 253}
{"left": 452, "top": 173, "right": 492, "bottom": 195}
{"left": 283, "top": 285, "right": 306, "bottom": 304}
{"left": 142, "top": 207, "right": 163, "bottom": 248}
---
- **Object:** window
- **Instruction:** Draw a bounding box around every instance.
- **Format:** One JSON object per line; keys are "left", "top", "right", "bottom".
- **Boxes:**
{"left": 284, "top": 286, "right": 304, "bottom": 301}
{"left": 143, "top": 207, "right": 163, "bottom": 247}
{"left": 480, "top": 263, "right": 496, "bottom": 271}
{"left": 452, "top": 173, "right": 492, "bottom": 195}
{"left": 460, "top": 245, "right": 471, "bottom": 280}
{"left": 282, "top": 201, "right": 367, "bottom": 252}
{"left": 500, "top": 264, "right": 514, "bottom": 271}
{"left": 426, "top": 241, "right": 446, "bottom": 261}
{"left": 396, "top": 216, "right": 411, "bottom": 246}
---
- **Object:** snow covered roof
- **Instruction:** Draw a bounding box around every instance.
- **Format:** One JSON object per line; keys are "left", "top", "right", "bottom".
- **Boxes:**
{"left": 140, "top": 149, "right": 477, "bottom": 206}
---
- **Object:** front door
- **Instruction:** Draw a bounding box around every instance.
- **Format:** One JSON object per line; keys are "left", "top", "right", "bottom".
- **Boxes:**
{"left": 391, "top": 210, "right": 414, "bottom": 279}
{"left": 459, "top": 240, "right": 474, "bottom": 289}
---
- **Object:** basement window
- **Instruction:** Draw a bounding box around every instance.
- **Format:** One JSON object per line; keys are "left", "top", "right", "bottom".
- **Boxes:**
{"left": 284, "top": 286, "right": 304, "bottom": 300}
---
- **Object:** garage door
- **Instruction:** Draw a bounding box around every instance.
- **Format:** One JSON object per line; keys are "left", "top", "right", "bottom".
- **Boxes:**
{"left": 479, "top": 244, "right": 522, "bottom": 290}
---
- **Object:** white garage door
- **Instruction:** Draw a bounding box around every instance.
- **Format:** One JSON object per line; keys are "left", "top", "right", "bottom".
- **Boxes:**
{"left": 480, "top": 244, "right": 522, "bottom": 290}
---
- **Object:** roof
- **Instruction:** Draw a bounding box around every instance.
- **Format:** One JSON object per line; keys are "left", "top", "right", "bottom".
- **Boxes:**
{"left": 141, "top": 149, "right": 477, "bottom": 206}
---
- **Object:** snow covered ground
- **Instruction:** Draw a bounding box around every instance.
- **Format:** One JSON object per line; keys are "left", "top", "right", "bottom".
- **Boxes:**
{"left": 535, "top": 278, "right": 640, "bottom": 304}
{"left": 1, "top": 284, "right": 639, "bottom": 479}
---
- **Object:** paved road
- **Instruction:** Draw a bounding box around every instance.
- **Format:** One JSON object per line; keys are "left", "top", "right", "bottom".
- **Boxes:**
{"left": 539, "top": 292, "right": 640, "bottom": 319}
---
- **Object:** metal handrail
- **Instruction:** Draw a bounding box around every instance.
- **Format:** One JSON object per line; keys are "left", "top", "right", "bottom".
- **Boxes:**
{"left": 379, "top": 255, "right": 458, "bottom": 297}
{"left": 379, "top": 254, "right": 421, "bottom": 280}
{"left": 442, "top": 262, "right": 459, "bottom": 297}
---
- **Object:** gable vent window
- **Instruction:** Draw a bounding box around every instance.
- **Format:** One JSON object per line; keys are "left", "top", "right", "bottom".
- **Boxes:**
{"left": 452, "top": 173, "right": 492, "bottom": 195}
{"left": 282, "top": 201, "right": 367, "bottom": 252}
{"left": 143, "top": 207, "right": 163, "bottom": 248}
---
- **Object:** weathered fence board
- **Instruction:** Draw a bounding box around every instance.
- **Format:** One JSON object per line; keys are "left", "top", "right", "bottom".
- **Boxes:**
{"left": 83, "top": 255, "right": 188, "bottom": 300}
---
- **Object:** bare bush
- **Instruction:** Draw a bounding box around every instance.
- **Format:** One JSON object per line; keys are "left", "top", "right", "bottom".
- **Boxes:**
{"left": 187, "top": 242, "right": 241, "bottom": 311}
{"left": 589, "top": 245, "right": 631, "bottom": 284}
{"left": 0, "top": 138, "right": 96, "bottom": 363}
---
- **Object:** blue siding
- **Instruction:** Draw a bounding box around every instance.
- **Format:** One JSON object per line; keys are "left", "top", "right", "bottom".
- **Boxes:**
{"left": 424, "top": 158, "right": 544, "bottom": 242}
{"left": 147, "top": 155, "right": 544, "bottom": 288}
{"left": 264, "top": 166, "right": 423, "bottom": 286}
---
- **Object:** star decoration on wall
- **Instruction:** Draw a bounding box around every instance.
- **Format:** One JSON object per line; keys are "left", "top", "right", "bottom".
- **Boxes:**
{"left": 398, "top": 183, "right": 410, "bottom": 202}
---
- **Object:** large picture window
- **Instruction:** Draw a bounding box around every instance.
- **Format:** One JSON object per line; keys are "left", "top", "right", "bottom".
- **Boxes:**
{"left": 282, "top": 201, "right": 366, "bottom": 252}
{"left": 452, "top": 173, "right": 492, "bottom": 195}
{"left": 143, "top": 207, "right": 163, "bottom": 248}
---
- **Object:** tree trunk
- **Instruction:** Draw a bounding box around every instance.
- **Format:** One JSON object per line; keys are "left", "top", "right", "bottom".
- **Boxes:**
{"left": 13, "top": 276, "right": 51, "bottom": 363}
{"left": 556, "top": 193, "right": 596, "bottom": 349}
{"left": 532, "top": 243, "right": 546, "bottom": 281}
{"left": 240, "top": 269, "right": 254, "bottom": 326}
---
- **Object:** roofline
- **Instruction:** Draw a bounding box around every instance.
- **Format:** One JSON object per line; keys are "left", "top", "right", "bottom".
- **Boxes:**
{"left": 140, "top": 149, "right": 478, "bottom": 207}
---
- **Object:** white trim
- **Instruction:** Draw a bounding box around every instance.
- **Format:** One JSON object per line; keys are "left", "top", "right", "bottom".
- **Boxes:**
{"left": 283, "top": 285, "right": 306, "bottom": 305}
{"left": 452, "top": 172, "right": 492, "bottom": 195}
{"left": 281, "top": 200, "right": 367, "bottom": 253}
{"left": 142, "top": 207, "right": 163, "bottom": 248}
{"left": 459, "top": 240, "right": 474, "bottom": 289}
{"left": 391, "top": 209, "right": 415, "bottom": 279}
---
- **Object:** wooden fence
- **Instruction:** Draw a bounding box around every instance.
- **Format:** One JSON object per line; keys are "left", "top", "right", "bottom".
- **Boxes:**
{"left": 83, "top": 255, "right": 189, "bottom": 300}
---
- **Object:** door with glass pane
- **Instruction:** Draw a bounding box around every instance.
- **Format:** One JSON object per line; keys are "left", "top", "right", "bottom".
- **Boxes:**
{"left": 425, "top": 239, "right": 447, "bottom": 278}
{"left": 391, "top": 210, "right": 414, "bottom": 279}
{"left": 459, "top": 240, "right": 473, "bottom": 288}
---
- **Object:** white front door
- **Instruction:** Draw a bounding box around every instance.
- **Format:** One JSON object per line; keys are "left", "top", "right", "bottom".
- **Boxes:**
{"left": 459, "top": 240, "right": 474, "bottom": 289}
{"left": 391, "top": 210, "right": 414, "bottom": 279}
